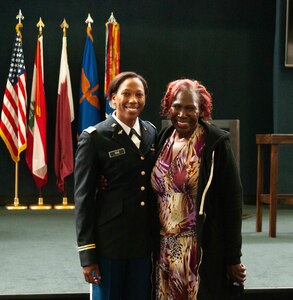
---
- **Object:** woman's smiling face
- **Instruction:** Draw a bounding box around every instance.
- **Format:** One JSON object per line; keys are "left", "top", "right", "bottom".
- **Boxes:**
{"left": 112, "top": 77, "right": 146, "bottom": 127}
{"left": 169, "top": 88, "right": 201, "bottom": 139}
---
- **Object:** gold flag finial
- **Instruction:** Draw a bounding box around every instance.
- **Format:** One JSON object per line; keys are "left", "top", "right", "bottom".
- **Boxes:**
{"left": 108, "top": 12, "right": 116, "bottom": 23}
{"left": 60, "top": 18, "right": 69, "bottom": 37}
{"left": 37, "top": 17, "right": 45, "bottom": 35}
{"left": 85, "top": 13, "right": 93, "bottom": 28}
{"left": 16, "top": 9, "right": 24, "bottom": 24}
{"left": 15, "top": 10, "right": 24, "bottom": 41}
{"left": 85, "top": 14, "right": 94, "bottom": 41}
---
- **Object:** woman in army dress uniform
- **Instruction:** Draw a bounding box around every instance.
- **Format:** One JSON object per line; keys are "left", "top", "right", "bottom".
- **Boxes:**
{"left": 74, "top": 72, "right": 157, "bottom": 300}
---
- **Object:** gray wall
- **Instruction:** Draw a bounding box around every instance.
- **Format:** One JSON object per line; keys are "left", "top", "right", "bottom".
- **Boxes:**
{"left": 274, "top": 0, "right": 293, "bottom": 193}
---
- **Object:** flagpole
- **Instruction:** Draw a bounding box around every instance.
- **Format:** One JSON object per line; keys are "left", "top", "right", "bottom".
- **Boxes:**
{"left": 4, "top": 10, "right": 28, "bottom": 210}
{"left": 28, "top": 17, "right": 51, "bottom": 210}
{"left": 53, "top": 19, "right": 74, "bottom": 210}
{"left": 30, "top": 188, "right": 52, "bottom": 210}
{"left": 6, "top": 162, "right": 27, "bottom": 210}
{"left": 54, "top": 197, "right": 75, "bottom": 210}
{"left": 54, "top": 178, "right": 74, "bottom": 210}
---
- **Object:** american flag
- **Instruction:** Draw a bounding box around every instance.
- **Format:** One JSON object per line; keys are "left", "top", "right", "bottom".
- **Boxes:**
{"left": 0, "top": 29, "right": 27, "bottom": 162}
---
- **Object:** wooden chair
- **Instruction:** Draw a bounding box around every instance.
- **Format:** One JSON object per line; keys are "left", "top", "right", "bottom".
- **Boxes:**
{"left": 256, "top": 134, "right": 293, "bottom": 237}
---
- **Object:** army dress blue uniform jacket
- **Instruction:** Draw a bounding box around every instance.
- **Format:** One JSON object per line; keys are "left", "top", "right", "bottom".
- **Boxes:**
{"left": 74, "top": 115, "right": 157, "bottom": 267}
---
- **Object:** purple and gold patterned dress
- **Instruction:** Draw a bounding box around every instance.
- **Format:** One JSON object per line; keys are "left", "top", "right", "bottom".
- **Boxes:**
{"left": 151, "top": 124, "right": 205, "bottom": 300}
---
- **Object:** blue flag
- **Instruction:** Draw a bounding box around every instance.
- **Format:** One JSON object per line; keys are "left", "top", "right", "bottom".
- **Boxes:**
{"left": 78, "top": 27, "right": 100, "bottom": 135}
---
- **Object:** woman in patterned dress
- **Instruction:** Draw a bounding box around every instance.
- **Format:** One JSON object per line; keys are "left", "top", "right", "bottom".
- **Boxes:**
{"left": 151, "top": 79, "right": 246, "bottom": 299}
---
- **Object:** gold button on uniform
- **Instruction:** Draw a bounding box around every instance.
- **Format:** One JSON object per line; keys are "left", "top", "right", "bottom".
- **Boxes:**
{"left": 140, "top": 201, "right": 145, "bottom": 206}
{"left": 141, "top": 171, "right": 145, "bottom": 176}
{"left": 140, "top": 156, "right": 145, "bottom": 160}
{"left": 140, "top": 186, "right": 145, "bottom": 191}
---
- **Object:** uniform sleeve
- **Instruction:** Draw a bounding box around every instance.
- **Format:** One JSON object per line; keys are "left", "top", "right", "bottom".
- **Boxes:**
{"left": 74, "top": 131, "right": 99, "bottom": 267}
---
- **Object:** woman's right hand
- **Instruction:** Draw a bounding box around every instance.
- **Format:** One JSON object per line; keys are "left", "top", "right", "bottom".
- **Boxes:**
{"left": 82, "top": 263, "right": 101, "bottom": 284}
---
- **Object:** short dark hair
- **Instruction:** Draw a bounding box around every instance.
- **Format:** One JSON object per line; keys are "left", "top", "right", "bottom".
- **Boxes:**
{"left": 107, "top": 72, "right": 148, "bottom": 108}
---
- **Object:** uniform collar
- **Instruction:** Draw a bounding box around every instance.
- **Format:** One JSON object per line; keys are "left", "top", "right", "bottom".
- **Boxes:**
{"left": 112, "top": 111, "right": 141, "bottom": 135}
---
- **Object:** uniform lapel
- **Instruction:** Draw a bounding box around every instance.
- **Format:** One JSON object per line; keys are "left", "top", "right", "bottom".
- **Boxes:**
{"left": 139, "top": 120, "right": 154, "bottom": 155}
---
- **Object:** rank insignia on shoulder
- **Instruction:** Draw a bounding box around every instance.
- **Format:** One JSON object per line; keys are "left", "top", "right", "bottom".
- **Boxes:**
{"left": 144, "top": 120, "right": 156, "bottom": 129}
{"left": 84, "top": 126, "right": 96, "bottom": 134}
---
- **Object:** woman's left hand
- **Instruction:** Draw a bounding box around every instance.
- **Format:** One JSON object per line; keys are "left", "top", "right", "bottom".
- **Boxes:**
{"left": 227, "top": 263, "right": 247, "bottom": 285}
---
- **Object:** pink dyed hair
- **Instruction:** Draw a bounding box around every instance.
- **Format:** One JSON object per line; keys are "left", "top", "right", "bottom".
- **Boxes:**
{"left": 160, "top": 79, "right": 213, "bottom": 121}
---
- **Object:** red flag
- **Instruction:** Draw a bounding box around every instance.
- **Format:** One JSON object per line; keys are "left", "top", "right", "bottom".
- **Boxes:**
{"left": 104, "top": 13, "right": 120, "bottom": 116}
{"left": 25, "top": 35, "right": 47, "bottom": 188}
{"left": 54, "top": 35, "right": 74, "bottom": 193}
{"left": 0, "top": 24, "right": 27, "bottom": 162}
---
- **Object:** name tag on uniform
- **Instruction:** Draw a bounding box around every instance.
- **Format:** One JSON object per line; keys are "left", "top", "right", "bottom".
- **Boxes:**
{"left": 108, "top": 148, "right": 126, "bottom": 158}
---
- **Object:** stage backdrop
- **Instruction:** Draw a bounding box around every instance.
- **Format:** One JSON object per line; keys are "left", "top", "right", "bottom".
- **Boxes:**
{"left": 0, "top": 0, "right": 276, "bottom": 205}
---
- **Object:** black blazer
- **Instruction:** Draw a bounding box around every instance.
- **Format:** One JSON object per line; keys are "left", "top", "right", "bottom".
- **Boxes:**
{"left": 74, "top": 116, "right": 157, "bottom": 266}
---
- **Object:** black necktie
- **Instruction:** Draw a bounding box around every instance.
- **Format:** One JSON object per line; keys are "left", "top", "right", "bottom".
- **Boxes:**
{"left": 129, "top": 128, "right": 141, "bottom": 140}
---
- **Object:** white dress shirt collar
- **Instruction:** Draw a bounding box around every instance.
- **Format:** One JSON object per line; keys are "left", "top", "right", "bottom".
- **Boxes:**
{"left": 112, "top": 111, "right": 141, "bottom": 135}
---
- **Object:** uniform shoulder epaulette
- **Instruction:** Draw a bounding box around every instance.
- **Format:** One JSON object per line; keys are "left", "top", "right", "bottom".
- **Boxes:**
{"left": 84, "top": 126, "right": 97, "bottom": 134}
{"left": 144, "top": 120, "right": 156, "bottom": 129}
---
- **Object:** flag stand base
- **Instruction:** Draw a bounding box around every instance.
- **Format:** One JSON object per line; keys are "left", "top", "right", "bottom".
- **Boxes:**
{"left": 6, "top": 197, "right": 28, "bottom": 210}
{"left": 30, "top": 197, "right": 52, "bottom": 210}
{"left": 54, "top": 197, "right": 75, "bottom": 210}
